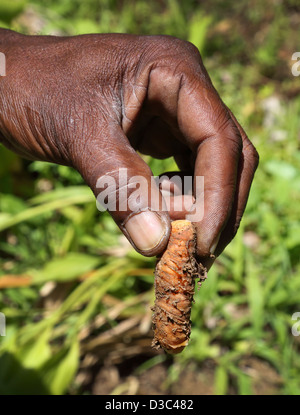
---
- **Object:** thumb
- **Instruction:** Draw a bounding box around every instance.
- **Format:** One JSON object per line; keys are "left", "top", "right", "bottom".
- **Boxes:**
{"left": 73, "top": 123, "right": 171, "bottom": 257}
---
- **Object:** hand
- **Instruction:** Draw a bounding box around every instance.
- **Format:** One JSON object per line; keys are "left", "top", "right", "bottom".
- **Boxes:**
{"left": 0, "top": 29, "right": 259, "bottom": 265}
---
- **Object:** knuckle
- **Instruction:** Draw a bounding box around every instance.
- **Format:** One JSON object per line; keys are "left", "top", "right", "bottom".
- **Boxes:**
{"left": 149, "top": 36, "right": 202, "bottom": 73}
{"left": 169, "top": 37, "right": 201, "bottom": 59}
{"left": 156, "top": 35, "right": 200, "bottom": 55}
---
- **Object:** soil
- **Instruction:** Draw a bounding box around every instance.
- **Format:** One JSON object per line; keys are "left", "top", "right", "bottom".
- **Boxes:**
{"left": 76, "top": 348, "right": 282, "bottom": 395}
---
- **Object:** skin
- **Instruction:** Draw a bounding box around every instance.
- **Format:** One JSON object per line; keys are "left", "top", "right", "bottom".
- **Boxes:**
{"left": 0, "top": 29, "right": 259, "bottom": 268}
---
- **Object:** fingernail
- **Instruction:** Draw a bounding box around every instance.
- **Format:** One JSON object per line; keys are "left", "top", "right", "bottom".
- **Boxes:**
{"left": 210, "top": 233, "right": 221, "bottom": 254}
{"left": 124, "top": 211, "right": 166, "bottom": 252}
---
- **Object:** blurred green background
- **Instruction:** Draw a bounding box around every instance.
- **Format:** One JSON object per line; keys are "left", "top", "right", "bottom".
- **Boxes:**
{"left": 0, "top": 0, "right": 300, "bottom": 395}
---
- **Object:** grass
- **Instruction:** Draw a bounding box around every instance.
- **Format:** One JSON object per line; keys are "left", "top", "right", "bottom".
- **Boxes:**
{"left": 0, "top": 0, "right": 300, "bottom": 395}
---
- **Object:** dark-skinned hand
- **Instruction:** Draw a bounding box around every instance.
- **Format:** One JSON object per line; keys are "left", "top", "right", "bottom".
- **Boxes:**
{"left": 0, "top": 29, "right": 259, "bottom": 268}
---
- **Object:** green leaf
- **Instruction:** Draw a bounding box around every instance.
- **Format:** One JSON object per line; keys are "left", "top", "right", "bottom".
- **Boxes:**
{"left": 31, "top": 253, "right": 101, "bottom": 284}
{"left": 0, "top": 0, "right": 27, "bottom": 23}
{"left": 15, "top": 328, "right": 52, "bottom": 369}
{"left": 42, "top": 340, "right": 79, "bottom": 395}
{"left": 237, "top": 372, "right": 253, "bottom": 395}
{"left": 188, "top": 11, "right": 213, "bottom": 54}
{"left": 245, "top": 255, "right": 264, "bottom": 336}
{"left": 214, "top": 366, "right": 228, "bottom": 395}
{"left": 265, "top": 160, "right": 299, "bottom": 180}
{"left": 0, "top": 192, "right": 94, "bottom": 232}
{"left": 0, "top": 352, "right": 50, "bottom": 395}
{"left": 29, "top": 186, "right": 92, "bottom": 205}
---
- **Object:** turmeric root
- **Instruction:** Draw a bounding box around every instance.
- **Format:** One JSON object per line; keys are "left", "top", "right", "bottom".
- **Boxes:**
{"left": 152, "top": 220, "right": 205, "bottom": 354}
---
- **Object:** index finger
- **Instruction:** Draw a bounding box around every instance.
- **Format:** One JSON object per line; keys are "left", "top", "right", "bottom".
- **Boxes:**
{"left": 146, "top": 41, "right": 243, "bottom": 258}
{"left": 177, "top": 76, "right": 243, "bottom": 257}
